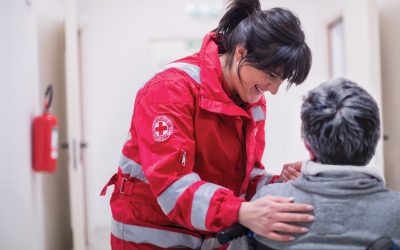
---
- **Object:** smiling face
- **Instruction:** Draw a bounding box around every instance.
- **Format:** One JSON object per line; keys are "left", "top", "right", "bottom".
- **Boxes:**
{"left": 221, "top": 45, "right": 284, "bottom": 103}
{"left": 236, "top": 64, "right": 284, "bottom": 103}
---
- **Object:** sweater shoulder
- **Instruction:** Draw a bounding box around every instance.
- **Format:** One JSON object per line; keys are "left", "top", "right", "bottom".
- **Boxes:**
{"left": 252, "top": 182, "right": 296, "bottom": 201}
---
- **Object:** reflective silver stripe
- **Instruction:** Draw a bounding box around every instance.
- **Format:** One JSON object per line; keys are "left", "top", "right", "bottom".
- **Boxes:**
{"left": 250, "top": 167, "right": 266, "bottom": 179}
{"left": 252, "top": 106, "right": 266, "bottom": 122}
{"left": 161, "top": 62, "right": 201, "bottom": 84}
{"left": 119, "top": 154, "right": 148, "bottom": 183}
{"left": 191, "top": 183, "right": 224, "bottom": 231}
{"left": 111, "top": 217, "right": 202, "bottom": 248}
{"left": 157, "top": 173, "right": 201, "bottom": 215}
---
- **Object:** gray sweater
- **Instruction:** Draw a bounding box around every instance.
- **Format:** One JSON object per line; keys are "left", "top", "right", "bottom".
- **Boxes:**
{"left": 234, "top": 161, "right": 400, "bottom": 250}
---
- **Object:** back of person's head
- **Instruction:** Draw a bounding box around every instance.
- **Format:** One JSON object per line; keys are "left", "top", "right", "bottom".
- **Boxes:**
{"left": 213, "top": 0, "right": 312, "bottom": 87}
{"left": 301, "top": 78, "right": 381, "bottom": 166}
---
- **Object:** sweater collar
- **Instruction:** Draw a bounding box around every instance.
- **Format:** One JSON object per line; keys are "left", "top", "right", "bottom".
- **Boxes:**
{"left": 291, "top": 160, "right": 387, "bottom": 196}
{"left": 301, "top": 160, "right": 385, "bottom": 183}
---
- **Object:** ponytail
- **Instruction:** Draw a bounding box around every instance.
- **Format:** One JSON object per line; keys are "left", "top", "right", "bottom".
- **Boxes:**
{"left": 215, "top": 0, "right": 260, "bottom": 37}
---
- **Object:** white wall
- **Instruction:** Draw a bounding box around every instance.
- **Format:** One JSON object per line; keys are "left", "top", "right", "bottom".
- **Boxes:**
{"left": 0, "top": 0, "right": 71, "bottom": 249}
{"left": 378, "top": 0, "right": 400, "bottom": 191}
{"left": 36, "top": 0, "right": 72, "bottom": 249}
{"left": 0, "top": 1, "right": 44, "bottom": 249}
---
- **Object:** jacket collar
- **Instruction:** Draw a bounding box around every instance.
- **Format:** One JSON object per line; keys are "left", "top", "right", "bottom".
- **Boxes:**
{"left": 198, "top": 33, "right": 265, "bottom": 120}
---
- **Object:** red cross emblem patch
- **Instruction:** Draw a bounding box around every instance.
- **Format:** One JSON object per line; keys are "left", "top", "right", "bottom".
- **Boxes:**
{"left": 152, "top": 115, "right": 174, "bottom": 142}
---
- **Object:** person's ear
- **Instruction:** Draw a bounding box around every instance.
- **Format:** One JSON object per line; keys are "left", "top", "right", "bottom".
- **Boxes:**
{"left": 304, "top": 140, "right": 316, "bottom": 161}
{"left": 234, "top": 44, "right": 247, "bottom": 63}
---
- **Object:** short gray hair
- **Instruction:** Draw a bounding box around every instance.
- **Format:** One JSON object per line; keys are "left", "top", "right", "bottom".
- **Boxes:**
{"left": 301, "top": 78, "right": 381, "bottom": 165}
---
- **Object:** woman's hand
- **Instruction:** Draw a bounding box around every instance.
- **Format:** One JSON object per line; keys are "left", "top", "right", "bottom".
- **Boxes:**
{"left": 280, "top": 161, "right": 302, "bottom": 182}
{"left": 238, "top": 196, "right": 314, "bottom": 241}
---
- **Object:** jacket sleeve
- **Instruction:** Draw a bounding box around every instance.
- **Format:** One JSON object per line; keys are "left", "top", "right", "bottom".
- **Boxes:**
{"left": 134, "top": 78, "right": 244, "bottom": 233}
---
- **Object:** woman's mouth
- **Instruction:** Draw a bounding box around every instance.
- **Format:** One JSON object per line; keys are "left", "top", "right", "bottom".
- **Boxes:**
{"left": 255, "top": 84, "right": 263, "bottom": 93}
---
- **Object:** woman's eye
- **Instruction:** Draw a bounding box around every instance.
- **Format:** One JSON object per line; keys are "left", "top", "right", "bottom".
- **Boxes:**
{"left": 268, "top": 73, "right": 278, "bottom": 78}
{"left": 267, "top": 72, "right": 283, "bottom": 80}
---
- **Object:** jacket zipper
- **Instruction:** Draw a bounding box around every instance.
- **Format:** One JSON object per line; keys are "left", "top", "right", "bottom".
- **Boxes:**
{"left": 181, "top": 151, "right": 187, "bottom": 166}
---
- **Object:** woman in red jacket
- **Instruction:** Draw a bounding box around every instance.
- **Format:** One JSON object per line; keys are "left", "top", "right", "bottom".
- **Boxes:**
{"left": 102, "top": 0, "right": 314, "bottom": 249}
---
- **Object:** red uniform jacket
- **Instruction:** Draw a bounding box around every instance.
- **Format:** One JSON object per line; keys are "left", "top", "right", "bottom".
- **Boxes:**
{"left": 102, "top": 33, "right": 275, "bottom": 249}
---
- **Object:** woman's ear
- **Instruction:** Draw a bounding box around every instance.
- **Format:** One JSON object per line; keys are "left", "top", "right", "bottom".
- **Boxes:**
{"left": 234, "top": 44, "right": 247, "bottom": 62}
{"left": 304, "top": 140, "right": 316, "bottom": 161}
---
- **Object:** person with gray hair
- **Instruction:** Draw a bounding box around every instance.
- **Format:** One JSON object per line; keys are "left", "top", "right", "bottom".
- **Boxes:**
{"left": 301, "top": 78, "right": 381, "bottom": 166}
{"left": 230, "top": 78, "right": 400, "bottom": 249}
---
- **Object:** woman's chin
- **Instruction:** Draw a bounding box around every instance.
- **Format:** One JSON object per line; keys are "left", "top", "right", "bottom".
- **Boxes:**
{"left": 248, "top": 94, "right": 263, "bottom": 103}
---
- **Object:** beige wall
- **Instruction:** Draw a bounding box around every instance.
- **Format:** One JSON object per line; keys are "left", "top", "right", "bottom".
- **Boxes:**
{"left": 378, "top": 0, "right": 400, "bottom": 191}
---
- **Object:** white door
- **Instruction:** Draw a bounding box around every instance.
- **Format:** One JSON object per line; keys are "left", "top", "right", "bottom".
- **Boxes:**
{"left": 65, "top": 0, "right": 87, "bottom": 249}
{"left": 379, "top": 0, "right": 400, "bottom": 191}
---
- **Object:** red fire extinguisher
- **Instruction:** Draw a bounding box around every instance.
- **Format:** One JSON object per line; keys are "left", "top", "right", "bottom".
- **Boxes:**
{"left": 32, "top": 85, "right": 58, "bottom": 172}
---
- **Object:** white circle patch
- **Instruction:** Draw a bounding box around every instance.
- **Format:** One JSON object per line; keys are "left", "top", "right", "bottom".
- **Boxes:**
{"left": 152, "top": 115, "right": 174, "bottom": 142}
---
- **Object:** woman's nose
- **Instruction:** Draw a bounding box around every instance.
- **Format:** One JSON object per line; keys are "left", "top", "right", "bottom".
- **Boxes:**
{"left": 269, "top": 80, "right": 283, "bottom": 95}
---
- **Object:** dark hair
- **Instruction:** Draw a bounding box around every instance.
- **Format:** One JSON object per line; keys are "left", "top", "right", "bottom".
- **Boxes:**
{"left": 301, "top": 78, "right": 381, "bottom": 166}
{"left": 213, "top": 0, "right": 312, "bottom": 87}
